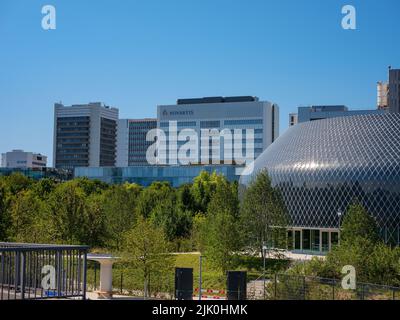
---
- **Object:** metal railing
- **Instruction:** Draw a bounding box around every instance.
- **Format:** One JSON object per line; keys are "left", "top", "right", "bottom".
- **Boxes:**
{"left": 0, "top": 242, "right": 89, "bottom": 300}
{"left": 248, "top": 273, "right": 400, "bottom": 300}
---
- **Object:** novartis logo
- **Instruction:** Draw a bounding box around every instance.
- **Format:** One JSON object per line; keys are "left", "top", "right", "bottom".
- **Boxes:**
{"left": 162, "top": 110, "right": 194, "bottom": 117}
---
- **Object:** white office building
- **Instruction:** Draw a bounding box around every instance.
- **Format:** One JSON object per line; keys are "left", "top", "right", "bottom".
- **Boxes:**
{"left": 1, "top": 150, "right": 47, "bottom": 168}
{"left": 53, "top": 102, "right": 119, "bottom": 169}
{"left": 156, "top": 96, "right": 279, "bottom": 166}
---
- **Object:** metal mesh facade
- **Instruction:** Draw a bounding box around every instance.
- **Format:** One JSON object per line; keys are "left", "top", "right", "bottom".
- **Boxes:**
{"left": 240, "top": 114, "right": 400, "bottom": 245}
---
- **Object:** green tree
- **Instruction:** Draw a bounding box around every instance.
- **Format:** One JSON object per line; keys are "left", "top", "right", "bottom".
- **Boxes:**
{"left": 203, "top": 176, "right": 240, "bottom": 274}
{"left": 190, "top": 171, "right": 218, "bottom": 213}
{"left": 31, "top": 178, "right": 57, "bottom": 200}
{"left": 4, "top": 173, "right": 33, "bottom": 195}
{"left": 83, "top": 193, "right": 107, "bottom": 248}
{"left": 10, "top": 190, "right": 50, "bottom": 243}
{"left": 136, "top": 182, "right": 173, "bottom": 218}
{"left": 204, "top": 210, "right": 239, "bottom": 275}
{"left": 177, "top": 184, "right": 197, "bottom": 213}
{"left": 102, "top": 183, "right": 142, "bottom": 250}
{"left": 192, "top": 213, "right": 207, "bottom": 252}
{"left": 149, "top": 192, "right": 193, "bottom": 244}
{"left": 74, "top": 177, "right": 109, "bottom": 196}
{"left": 240, "top": 171, "right": 288, "bottom": 258}
{"left": 340, "top": 202, "right": 380, "bottom": 244}
{"left": 0, "top": 181, "right": 11, "bottom": 241}
{"left": 299, "top": 203, "right": 400, "bottom": 286}
{"left": 122, "top": 217, "right": 174, "bottom": 298}
{"left": 47, "top": 181, "right": 87, "bottom": 244}
{"left": 323, "top": 203, "right": 379, "bottom": 280}
{"left": 365, "top": 243, "right": 400, "bottom": 286}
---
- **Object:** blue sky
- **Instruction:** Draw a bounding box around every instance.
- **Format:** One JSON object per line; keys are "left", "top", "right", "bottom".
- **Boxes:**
{"left": 0, "top": 0, "right": 399, "bottom": 164}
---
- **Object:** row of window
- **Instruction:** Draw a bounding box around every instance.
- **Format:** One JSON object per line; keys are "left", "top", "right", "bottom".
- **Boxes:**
{"left": 159, "top": 120, "right": 264, "bottom": 128}
{"left": 57, "top": 117, "right": 90, "bottom": 122}
{"left": 57, "top": 132, "right": 90, "bottom": 137}
{"left": 224, "top": 119, "right": 263, "bottom": 125}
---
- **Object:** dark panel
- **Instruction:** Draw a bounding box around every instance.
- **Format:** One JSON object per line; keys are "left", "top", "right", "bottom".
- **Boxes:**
{"left": 227, "top": 271, "right": 247, "bottom": 300}
{"left": 175, "top": 268, "right": 193, "bottom": 300}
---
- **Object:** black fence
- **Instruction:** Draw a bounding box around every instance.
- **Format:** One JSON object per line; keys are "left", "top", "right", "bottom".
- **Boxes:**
{"left": 0, "top": 242, "right": 89, "bottom": 300}
{"left": 248, "top": 273, "right": 400, "bottom": 300}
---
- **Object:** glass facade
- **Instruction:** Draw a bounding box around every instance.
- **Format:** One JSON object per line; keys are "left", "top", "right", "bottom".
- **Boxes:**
{"left": 240, "top": 114, "right": 400, "bottom": 249}
{"left": 0, "top": 168, "right": 72, "bottom": 181}
{"left": 74, "top": 165, "right": 242, "bottom": 187}
{"left": 55, "top": 116, "right": 90, "bottom": 169}
{"left": 128, "top": 119, "right": 157, "bottom": 166}
{"left": 100, "top": 117, "right": 117, "bottom": 166}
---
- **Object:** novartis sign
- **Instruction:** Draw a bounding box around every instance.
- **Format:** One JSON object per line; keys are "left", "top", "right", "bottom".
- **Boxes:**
{"left": 162, "top": 110, "right": 194, "bottom": 117}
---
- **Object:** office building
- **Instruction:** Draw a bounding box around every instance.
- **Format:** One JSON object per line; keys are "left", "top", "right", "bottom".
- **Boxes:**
{"left": 377, "top": 81, "right": 389, "bottom": 110}
{"left": 289, "top": 113, "right": 298, "bottom": 126}
{"left": 241, "top": 114, "right": 400, "bottom": 253}
{"left": 157, "top": 96, "right": 279, "bottom": 165}
{"left": 75, "top": 164, "right": 242, "bottom": 187}
{"left": 1, "top": 150, "right": 47, "bottom": 168}
{"left": 0, "top": 167, "right": 72, "bottom": 181}
{"left": 388, "top": 67, "right": 400, "bottom": 113}
{"left": 53, "top": 102, "right": 118, "bottom": 169}
{"left": 116, "top": 118, "right": 157, "bottom": 166}
{"left": 289, "top": 105, "right": 385, "bottom": 125}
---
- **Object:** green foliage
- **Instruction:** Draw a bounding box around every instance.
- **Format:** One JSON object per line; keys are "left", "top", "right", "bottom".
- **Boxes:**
{"left": 83, "top": 193, "right": 107, "bottom": 247}
{"left": 190, "top": 171, "right": 218, "bottom": 213}
{"left": 177, "top": 184, "right": 197, "bottom": 213}
{"left": 74, "top": 177, "right": 109, "bottom": 196}
{"left": 340, "top": 203, "right": 380, "bottom": 244}
{"left": 0, "top": 181, "right": 11, "bottom": 240}
{"left": 101, "top": 183, "right": 141, "bottom": 250}
{"left": 47, "top": 181, "right": 87, "bottom": 244}
{"left": 122, "top": 216, "right": 175, "bottom": 297}
{"left": 4, "top": 173, "right": 33, "bottom": 195}
{"left": 31, "top": 178, "right": 56, "bottom": 199}
{"left": 202, "top": 175, "right": 241, "bottom": 274}
{"left": 136, "top": 182, "right": 173, "bottom": 218}
{"left": 10, "top": 190, "right": 50, "bottom": 243}
{"left": 240, "top": 170, "right": 288, "bottom": 256}
{"left": 289, "top": 203, "right": 400, "bottom": 286}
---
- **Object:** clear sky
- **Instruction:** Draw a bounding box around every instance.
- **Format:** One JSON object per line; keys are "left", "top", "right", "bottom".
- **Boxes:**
{"left": 0, "top": 0, "right": 399, "bottom": 164}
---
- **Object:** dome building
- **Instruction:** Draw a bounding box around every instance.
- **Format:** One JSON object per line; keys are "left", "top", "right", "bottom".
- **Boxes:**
{"left": 240, "top": 114, "right": 400, "bottom": 253}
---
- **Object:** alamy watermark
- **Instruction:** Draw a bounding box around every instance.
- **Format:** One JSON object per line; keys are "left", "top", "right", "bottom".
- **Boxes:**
{"left": 145, "top": 121, "right": 255, "bottom": 175}
{"left": 341, "top": 5, "right": 356, "bottom": 30}
{"left": 41, "top": 265, "right": 56, "bottom": 290}
{"left": 41, "top": 5, "right": 56, "bottom": 30}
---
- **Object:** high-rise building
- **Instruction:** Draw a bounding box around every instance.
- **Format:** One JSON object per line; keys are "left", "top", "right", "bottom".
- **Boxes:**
{"left": 377, "top": 81, "right": 389, "bottom": 110}
{"left": 157, "top": 96, "right": 279, "bottom": 165}
{"left": 289, "top": 113, "right": 298, "bottom": 127}
{"left": 1, "top": 150, "right": 47, "bottom": 168}
{"left": 388, "top": 67, "right": 400, "bottom": 113}
{"left": 53, "top": 102, "right": 118, "bottom": 169}
{"left": 290, "top": 105, "right": 385, "bottom": 125}
{"left": 116, "top": 118, "right": 157, "bottom": 166}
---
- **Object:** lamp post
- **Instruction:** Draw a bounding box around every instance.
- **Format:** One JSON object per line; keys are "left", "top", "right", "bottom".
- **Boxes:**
{"left": 337, "top": 210, "right": 342, "bottom": 244}
{"left": 199, "top": 255, "right": 203, "bottom": 301}
{"left": 262, "top": 242, "right": 267, "bottom": 300}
